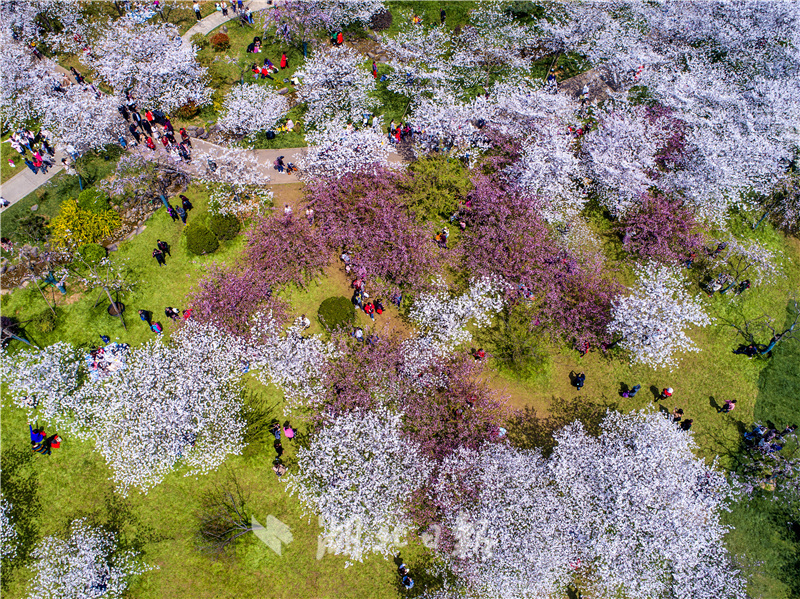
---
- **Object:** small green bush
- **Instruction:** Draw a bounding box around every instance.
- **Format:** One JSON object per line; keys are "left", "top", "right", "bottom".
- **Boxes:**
{"left": 14, "top": 214, "right": 48, "bottom": 243}
{"left": 191, "top": 32, "right": 209, "bottom": 49}
{"left": 31, "top": 308, "right": 57, "bottom": 334}
{"left": 185, "top": 222, "right": 219, "bottom": 255}
{"left": 77, "top": 243, "right": 107, "bottom": 265}
{"left": 210, "top": 32, "right": 230, "bottom": 51}
{"left": 318, "top": 296, "right": 355, "bottom": 332}
{"left": 175, "top": 101, "right": 200, "bottom": 119}
{"left": 208, "top": 214, "right": 241, "bottom": 241}
{"left": 77, "top": 188, "right": 110, "bottom": 214}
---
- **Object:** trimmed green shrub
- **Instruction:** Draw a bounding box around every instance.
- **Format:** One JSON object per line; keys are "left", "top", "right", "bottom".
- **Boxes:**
{"left": 208, "top": 214, "right": 241, "bottom": 241}
{"left": 318, "top": 296, "right": 355, "bottom": 332}
{"left": 210, "top": 32, "right": 230, "bottom": 51}
{"left": 77, "top": 188, "right": 110, "bottom": 214}
{"left": 77, "top": 243, "right": 107, "bottom": 265}
{"left": 31, "top": 308, "right": 57, "bottom": 334}
{"left": 185, "top": 222, "right": 219, "bottom": 255}
{"left": 191, "top": 32, "right": 209, "bottom": 49}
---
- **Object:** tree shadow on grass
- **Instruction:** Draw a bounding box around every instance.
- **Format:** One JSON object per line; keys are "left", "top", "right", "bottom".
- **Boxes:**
{"left": 0, "top": 445, "right": 42, "bottom": 590}
{"left": 507, "top": 395, "right": 618, "bottom": 456}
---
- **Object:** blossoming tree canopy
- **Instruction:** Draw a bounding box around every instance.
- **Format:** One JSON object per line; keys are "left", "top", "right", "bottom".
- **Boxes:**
{"left": 609, "top": 262, "right": 712, "bottom": 370}
{"left": 437, "top": 410, "right": 745, "bottom": 599}
{"left": 27, "top": 518, "right": 154, "bottom": 598}
{"left": 82, "top": 17, "right": 211, "bottom": 113}
{"left": 295, "top": 45, "right": 377, "bottom": 130}
{"left": 217, "top": 83, "right": 289, "bottom": 140}
{"left": 285, "top": 408, "right": 430, "bottom": 563}
{"left": 74, "top": 321, "right": 249, "bottom": 494}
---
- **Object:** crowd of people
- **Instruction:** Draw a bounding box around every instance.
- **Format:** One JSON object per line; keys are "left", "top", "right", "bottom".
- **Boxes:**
{"left": 3, "top": 129, "right": 56, "bottom": 175}
{"left": 86, "top": 341, "right": 130, "bottom": 381}
{"left": 120, "top": 101, "right": 193, "bottom": 163}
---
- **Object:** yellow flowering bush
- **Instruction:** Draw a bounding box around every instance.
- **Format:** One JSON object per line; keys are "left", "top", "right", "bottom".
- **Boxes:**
{"left": 49, "top": 199, "right": 122, "bottom": 248}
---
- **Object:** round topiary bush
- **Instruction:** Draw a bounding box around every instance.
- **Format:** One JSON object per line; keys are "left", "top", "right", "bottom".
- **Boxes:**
{"left": 185, "top": 222, "right": 219, "bottom": 255}
{"left": 77, "top": 188, "right": 110, "bottom": 214}
{"left": 208, "top": 214, "right": 241, "bottom": 241}
{"left": 31, "top": 308, "right": 58, "bottom": 334}
{"left": 318, "top": 296, "right": 355, "bottom": 332}
{"left": 77, "top": 243, "right": 107, "bottom": 265}
{"left": 370, "top": 8, "right": 392, "bottom": 31}
{"left": 210, "top": 32, "right": 230, "bottom": 51}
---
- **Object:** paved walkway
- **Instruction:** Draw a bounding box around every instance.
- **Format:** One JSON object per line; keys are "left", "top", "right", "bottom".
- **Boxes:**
{"left": 0, "top": 151, "right": 66, "bottom": 208}
{"left": 181, "top": 0, "right": 273, "bottom": 44}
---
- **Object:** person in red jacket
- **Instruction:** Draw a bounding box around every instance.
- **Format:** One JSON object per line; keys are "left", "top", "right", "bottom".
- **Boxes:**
{"left": 336, "top": 32, "right": 343, "bottom": 45}
{"left": 145, "top": 110, "right": 154, "bottom": 122}
{"left": 145, "top": 136, "right": 156, "bottom": 151}
{"left": 280, "top": 52, "right": 288, "bottom": 69}
{"left": 364, "top": 301, "right": 375, "bottom": 321}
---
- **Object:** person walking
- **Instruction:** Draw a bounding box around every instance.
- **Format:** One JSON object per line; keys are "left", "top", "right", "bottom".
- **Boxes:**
{"left": 672, "top": 408, "right": 684, "bottom": 423}
{"left": 152, "top": 247, "right": 166, "bottom": 266}
{"left": 274, "top": 439, "right": 284, "bottom": 458}
{"left": 24, "top": 158, "right": 38, "bottom": 174}
{"left": 621, "top": 384, "right": 640, "bottom": 398}
{"left": 139, "top": 309, "right": 151, "bottom": 326}
{"left": 283, "top": 421, "right": 295, "bottom": 442}
{"left": 720, "top": 399, "right": 737, "bottom": 413}
{"left": 128, "top": 123, "right": 141, "bottom": 142}
{"left": 165, "top": 306, "right": 180, "bottom": 321}
{"left": 440, "top": 7, "right": 446, "bottom": 25}
{"left": 270, "top": 421, "right": 282, "bottom": 441}
{"left": 193, "top": 2, "right": 201, "bottom": 20}
{"left": 305, "top": 207, "right": 314, "bottom": 224}
{"left": 680, "top": 419, "right": 693, "bottom": 431}
{"left": 157, "top": 239, "right": 170, "bottom": 257}
{"left": 181, "top": 195, "right": 193, "bottom": 213}
{"left": 575, "top": 372, "right": 586, "bottom": 391}
{"left": 167, "top": 205, "right": 178, "bottom": 222}
{"left": 176, "top": 205, "right": 187, "bottom": 224}
{"left": 280, "top": 52, "right": 288, "bottom": 69}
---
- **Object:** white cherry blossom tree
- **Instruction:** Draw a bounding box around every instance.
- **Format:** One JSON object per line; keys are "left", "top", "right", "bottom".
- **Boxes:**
{"left": 73, "top": 322, "right": 248, "bottom": 494}
{"left": 294, "top": 46, "right": 377, "bottom": 130}
{"left": 0, "top": 497, "right": 18, "bottom": 561}
{"left": 27, "top": 518, "right": 154, "bottom": 599}
{"left": 82, "top": 17, "right": 211, "bottom": 113}
{"left": 608, "top": 262, "right": 712, "bottom": 369}
{"left": 217, "top": 83, "right": 289, "bottom": 140}
{"left": 0, "top": 342, "right": 82, "bottom": 425}
{"left": 298, "top": 122, "right": 392, "bottom": 180}
{"left": 437, "top": 410, "right": 746, "bottom": 599}
{"left": 285, "top": 408, "right": 430, "bottom": 564}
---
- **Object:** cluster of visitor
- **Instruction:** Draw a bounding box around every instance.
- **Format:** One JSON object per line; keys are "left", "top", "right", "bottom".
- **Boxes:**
{"left": 120, "top": 101, "right": 192, "bottom": 163}
{"left": 5, "top": 129, "right": 56, "bottom": 175}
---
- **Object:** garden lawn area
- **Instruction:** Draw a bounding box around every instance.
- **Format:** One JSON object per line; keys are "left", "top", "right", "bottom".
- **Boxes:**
{"left": 0, "top": 378, "right": 434, "bottom": 599}
{"left": 2, "top": 171, "right": 800, "bottom": 597}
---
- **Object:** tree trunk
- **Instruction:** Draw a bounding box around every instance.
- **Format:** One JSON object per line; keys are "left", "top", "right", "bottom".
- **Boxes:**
{"left": 103, "top": 286, "right": 127, "bottom": 330}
